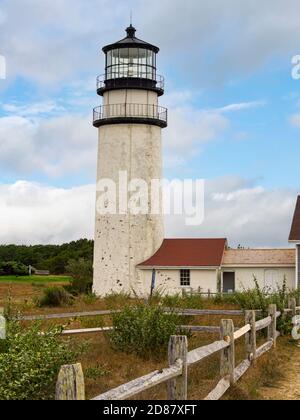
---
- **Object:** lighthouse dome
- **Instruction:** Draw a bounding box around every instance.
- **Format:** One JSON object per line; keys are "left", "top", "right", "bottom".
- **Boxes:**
{"left": 103, "top": 25, "right": 159, "bottom": 54}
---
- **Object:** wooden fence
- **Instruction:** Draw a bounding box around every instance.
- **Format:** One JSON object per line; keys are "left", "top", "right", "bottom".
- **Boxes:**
{"left": 1, "top": 298, "right": 299, "bottom": 401}
{"left": 55, "top": 301, "right": 300, "bottom": 401}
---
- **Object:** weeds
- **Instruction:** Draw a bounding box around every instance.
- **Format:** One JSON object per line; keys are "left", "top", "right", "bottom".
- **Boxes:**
{"left": 37, "top": 287, "right": 74, "bottom": 308}
{"left": 109, "top": 305, "right": 182, "bottom": 359}
{"left": 85, "top": 364, "right": 111, "bottom": 381}
{"left": 104, "top": 291, "right": 133, "bottom": 309}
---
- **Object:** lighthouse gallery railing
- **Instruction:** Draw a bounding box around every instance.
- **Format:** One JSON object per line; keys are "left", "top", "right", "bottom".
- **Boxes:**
{"left": 93, "top": 103, "right": 168, "bottom": 125}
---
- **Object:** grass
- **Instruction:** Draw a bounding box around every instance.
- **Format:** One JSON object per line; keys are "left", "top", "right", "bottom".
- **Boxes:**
{"left": 0, "top": 284, "right": 296, "bottom": 400}
{"left": 0, "top": 276, "right": 72, "bottom": 284}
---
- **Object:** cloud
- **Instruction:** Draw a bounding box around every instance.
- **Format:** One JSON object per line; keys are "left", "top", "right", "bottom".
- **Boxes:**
{"left": 140, "top": 0, "right": 300, "bottom": 85}
{"left": 165, "top": 176, "right": 297, "bottom": 248}
{"left": 0, "top": 178, "right": 296, "bottom": 247}
{"left": 0, "top": 181, "right": 95, "bottom": 245}
{"left": 1, "top": 0, "right": 300, "bottom": 87}
{"left": 0, "top": 0, "right": 131, "bottom": 85}
{"left": 0, "top": 113, "right": 97, "bottom": 178}
{"left": 162, "top": 97, "right": 264, "bottom": 167}
{"left": 216, "top": 101, "right": 266, "bottom": 114}
{"left": 0, "top": 94, "right": 259, "bottom": 176}
{"left": 1, "top": 100, "right": 65, "bottom": 117}
{"left": 289, "top": 113, "right": 300, "bottom": 128}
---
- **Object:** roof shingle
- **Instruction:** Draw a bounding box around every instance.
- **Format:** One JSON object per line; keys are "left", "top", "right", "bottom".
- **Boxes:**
{"left": 223, "top": 249, "right": 295, "bottom": 266}
{"left": 139, "top": 239, "right": 227, "bottom": 268}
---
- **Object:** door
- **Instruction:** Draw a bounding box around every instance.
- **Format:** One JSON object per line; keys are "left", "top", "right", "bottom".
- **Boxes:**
{"left": 265, "top": 270, "right": 279, "bottom": 292}
{"left": 223, "top": 272, "right": 235, "bottom": 293}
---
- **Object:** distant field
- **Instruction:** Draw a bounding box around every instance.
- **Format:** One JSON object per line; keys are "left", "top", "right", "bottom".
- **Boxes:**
{"left": 0, "top": 275, "right": 72, "bottom": 284}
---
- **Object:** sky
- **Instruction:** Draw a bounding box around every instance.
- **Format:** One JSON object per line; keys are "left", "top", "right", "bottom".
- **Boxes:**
{"left": 0, "top": 0, "right": 299, "bottom": 247}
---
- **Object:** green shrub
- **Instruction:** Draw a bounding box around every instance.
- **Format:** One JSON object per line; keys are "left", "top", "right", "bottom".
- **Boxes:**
{"left": 38, "top": 287, "right": 74, "bottom": 308}
{"left": 0, "top": 261, "right": 28, "bottom": 277}
{"left": 0, "top": 321, "right": 79, "bottom": 400}
{"left": 212, "top": 277, "right": 293, "bottom": 335}
{"left": 65, "top": 258, "right": 93, "bottom": 295}
{"left": 109, "top": 305, "right": 181, "bottom": 358}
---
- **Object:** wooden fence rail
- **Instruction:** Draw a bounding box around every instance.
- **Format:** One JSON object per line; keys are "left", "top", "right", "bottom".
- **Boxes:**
{"left": 19, "top": 307, "right": 264, "bottom": 321}
{"left": 56, "top": 302, "right": 288, "bottom": 401}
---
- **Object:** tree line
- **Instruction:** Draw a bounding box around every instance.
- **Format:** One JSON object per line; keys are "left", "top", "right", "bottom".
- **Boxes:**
{"left": 0, "top": 239, "right": 94, "bottom": 275}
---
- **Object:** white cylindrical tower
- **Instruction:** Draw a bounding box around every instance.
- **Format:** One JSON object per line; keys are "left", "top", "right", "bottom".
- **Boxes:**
{"left": 93, "top": 25, "right": 167, "bottom": 296}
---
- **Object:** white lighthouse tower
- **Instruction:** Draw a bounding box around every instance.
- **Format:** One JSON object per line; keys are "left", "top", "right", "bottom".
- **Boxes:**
{"left": 93, "top": 25, "right": 167, "bottom": 296}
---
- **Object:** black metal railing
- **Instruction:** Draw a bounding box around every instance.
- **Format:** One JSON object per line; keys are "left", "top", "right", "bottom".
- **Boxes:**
{"left": 93, "top": 103, "right": 168, "bottom": 127}
{"left": 97, "top": 72, "right": 165, "bottom": 93}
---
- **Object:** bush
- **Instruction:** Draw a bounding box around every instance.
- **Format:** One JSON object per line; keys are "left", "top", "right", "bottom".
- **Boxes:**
{"left": 109, "top": 305, "right": 182, "bottom": 358}
{"left": 0, "top": 261, "right": 28, "bottom": 277}
{"left": 65, "top": 258, "right": 93, "bottom": 295}
{"left": 0, "top": 321, "right": 79, "bottom": 400}
{"left": 212, "top": 277, "right": 293, "bottom": 335}
{"left": 38, "top": 287, "right": 74, "bottom": 308}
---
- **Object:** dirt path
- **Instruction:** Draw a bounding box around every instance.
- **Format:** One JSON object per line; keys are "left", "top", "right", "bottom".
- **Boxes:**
{"left": 260, "top": 341, "right": 300, "bottom": 400}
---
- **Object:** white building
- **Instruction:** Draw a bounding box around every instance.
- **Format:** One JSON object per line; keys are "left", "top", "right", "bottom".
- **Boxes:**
{"left": 92, "top": 25, "right": 299, "bottom": 298}
{"left": 138, "top": 240, "right": 296, "bottom": 296}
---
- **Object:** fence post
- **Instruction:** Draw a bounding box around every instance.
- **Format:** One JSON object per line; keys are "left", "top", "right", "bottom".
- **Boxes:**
{"left": 268, "top": 304, "right": 277, "bottom": 348}
{"left": 55, "top": 363, "right": 85, "bottom": 400}
{"left": 220, "top": 319, "right": 235, "bottom": 385}
{"left": 288, "top": 298, "right": 296, "bottom": 317}
{"left": 0, "top": 307, "right": 6, "bottom": 340}
{"left": 245, "top": 310, "right": 256, "bottom": 364}
{"left": 168, "top": 336, "right": 188, "bottom": 400}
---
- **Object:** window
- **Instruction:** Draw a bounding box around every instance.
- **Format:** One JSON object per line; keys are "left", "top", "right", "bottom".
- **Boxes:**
{"left": 106, "top": 48, "right": 157, "bottom": 80}
{"left": 180, "top": 270, "right": 191, "bottom": 287}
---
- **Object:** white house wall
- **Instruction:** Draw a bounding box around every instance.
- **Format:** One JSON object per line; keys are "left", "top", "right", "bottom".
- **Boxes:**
{"left": 139, "top": 268, "right": 218, "bottom": 296}
{"left": 222, "top": 267, "right": 295, "bottom": 292}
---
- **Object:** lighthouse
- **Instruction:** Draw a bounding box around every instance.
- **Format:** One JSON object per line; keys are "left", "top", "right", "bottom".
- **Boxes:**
{"left": 93, "top": 25, "right": 167, "bottom": 296}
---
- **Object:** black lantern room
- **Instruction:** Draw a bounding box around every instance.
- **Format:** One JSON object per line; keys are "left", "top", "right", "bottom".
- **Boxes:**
{"left": 97, "top": 25, "right": 164, "bottom": 96}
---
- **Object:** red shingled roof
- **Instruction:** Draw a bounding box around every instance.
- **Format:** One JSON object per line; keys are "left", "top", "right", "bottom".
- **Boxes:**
{"left": 139, "top": 239, "right": 227, "bottom": 267}
{"left": 289, "top": 196, "right": 300, "bottom": 241}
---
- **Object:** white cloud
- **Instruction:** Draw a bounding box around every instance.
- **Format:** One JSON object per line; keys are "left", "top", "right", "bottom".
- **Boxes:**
{"left": 141, "top": 0, "right": 300, "bottom": 85}
{"left": 165, "top": 176, "right": 297, "bottom": 248}
{"left": 0, "top": 94, "right": 259, "bottom": 176}
{"left": 0, "top": 181, "right": 95, "bottom": 245}
{"left": 1, "top": 100, "right": 65, "bottom": 117}
{"left": 0, "top": 0, "right": 300, "bottom": 86}
{"left": 0, "top": 178, "right": 296, "bottom": 247}
{"left": 0, "top": 113, "right": 97, "bottom": 178}
{"left": 216, "top": 101, "right": 265, "bottom": 114}
{"left": 162, "top": 98, "right": 264, "bottom": 167}
{"left": 289, "top": 113, "right": 300, "bottom": 128}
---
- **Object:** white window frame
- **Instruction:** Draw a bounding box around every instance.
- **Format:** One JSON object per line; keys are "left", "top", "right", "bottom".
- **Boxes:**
{"left": 180, "top": 269, "right": 191, "bottom": 287}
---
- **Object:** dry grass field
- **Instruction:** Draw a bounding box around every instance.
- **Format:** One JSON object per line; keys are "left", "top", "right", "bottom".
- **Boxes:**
{"left": 0, "top": 280, "right": 294, "bottom": 400}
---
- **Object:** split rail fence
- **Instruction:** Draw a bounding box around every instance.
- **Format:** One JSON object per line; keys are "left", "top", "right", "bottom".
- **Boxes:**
{"left": 55, "top": 298, "right": 300, "bottom": 401}
{"left": 2, "top": 299, "right": 299, "bottom": 401}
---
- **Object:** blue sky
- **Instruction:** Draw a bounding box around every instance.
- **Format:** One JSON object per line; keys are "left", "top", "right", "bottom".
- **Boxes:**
{"left": 0, "top": 0, "right": 299, "bottom": 246}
